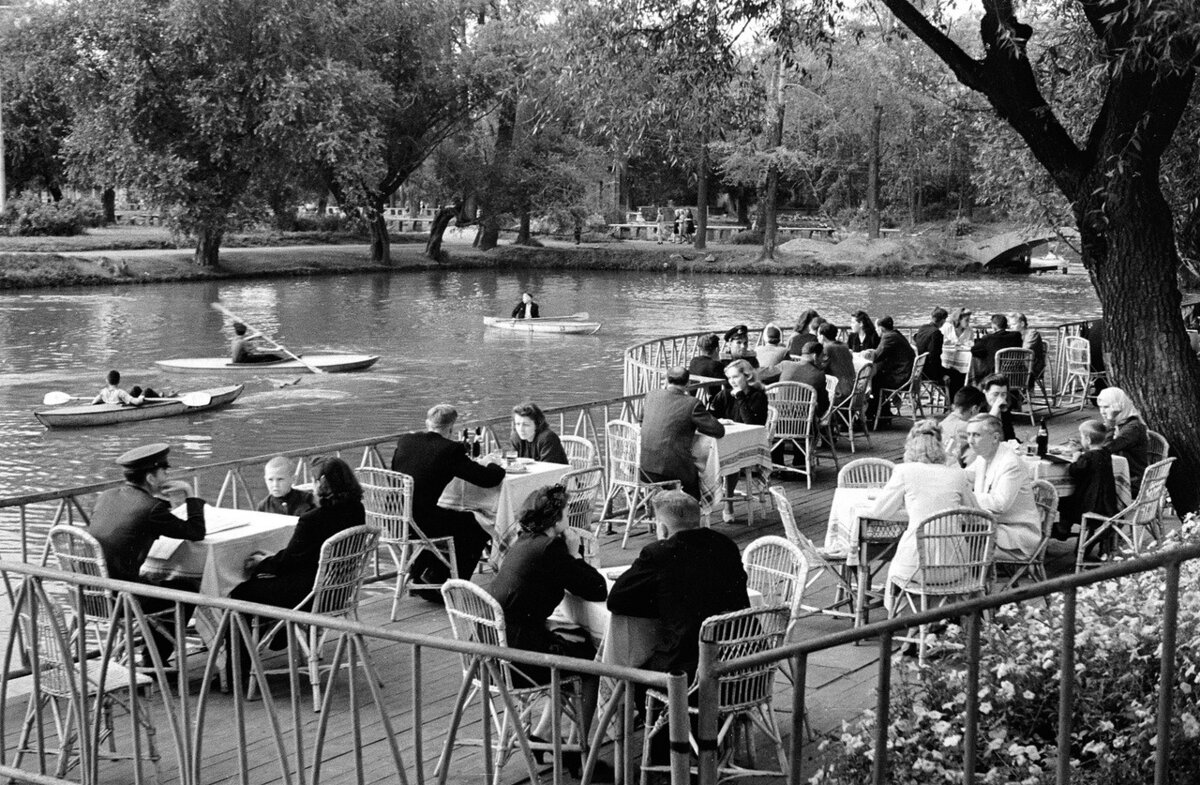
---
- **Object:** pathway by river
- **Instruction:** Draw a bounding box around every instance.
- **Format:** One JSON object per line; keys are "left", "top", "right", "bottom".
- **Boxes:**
{"left": 0, "top": 269, "right": 1099, "bottom": 497}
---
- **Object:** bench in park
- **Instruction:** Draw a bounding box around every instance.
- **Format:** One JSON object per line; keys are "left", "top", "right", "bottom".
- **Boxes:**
{"left": 608, "top": 223, "right": 748, "bottom": 243}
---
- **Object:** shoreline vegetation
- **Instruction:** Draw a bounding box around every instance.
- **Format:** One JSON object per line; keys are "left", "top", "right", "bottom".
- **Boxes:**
{"left": 0, "top": 221, "right": 1034, "bottom": 289}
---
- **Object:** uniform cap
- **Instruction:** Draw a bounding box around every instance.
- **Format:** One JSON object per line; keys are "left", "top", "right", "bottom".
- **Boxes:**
{"left": 115, "top": 443, "right": 171, "bottom": 471}
{"left": 724, "top": 324, "right": 749, "bottom": 342}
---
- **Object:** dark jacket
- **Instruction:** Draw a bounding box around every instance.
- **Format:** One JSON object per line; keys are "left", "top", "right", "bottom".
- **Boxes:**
{"left": 1105, "top": 416, "right": 1149, "bottom": 495}
{"left": 913, "top": 322, "right": 946, "bottom": 382}
{"left": 708, "top": 385, "right": 768, "bottom": 425}
{"left": 256, "top": 488, "right": 316, "bottom": 517}
{"left": 971, "top": 329, "right": 1023, "bottom": 378}
{"left": 776, "top": 361, "right": 830, "bottom": 419}
{"left": 391, "top": 431, "right": 505, "bottom": 526}
{"left": 1065, "top": 448, "right": 1119, "bottom": 525}
{"left": 90, "top": 485, "right": 206, "bottom": 582}
{"left": 511, "top": 301, "right": 539, "bottom": 318}
{"left": 874, "top": 330, "right": 916, "bottom": 388}
{"left": 821, "top": 341, "right": 856, "bottom": 401}
{"left": 607, "top": 527, "right": 749, "bottom": 675}
{"left": 687, "top": 356, "right": 726, "bottom": 379}
{"left": 510, "top": 426, "right": 569, "bottom": 465}
{"left": 847, "top": 331, "right": 880, "bottom": 353}
{"left": 639, "top": 387, "right": 725, "bottom": 496}
{"left": 252, "top": 499, "right": 366, "bottom": 584}
{"left": 489, "top": 532, "right": 606, "bottom": 652}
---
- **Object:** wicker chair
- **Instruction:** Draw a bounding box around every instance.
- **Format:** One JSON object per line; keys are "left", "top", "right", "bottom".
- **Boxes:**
{"left": 562, "top": 466, "right": 605, "bottom": 565}
{"left": 873, "top": 352, "right": 929, "bottom": 430}
{"left": 832, "top": 364, "right": 874, "bottom": 453}
{"left": 600, "top": 420, "right": 681, "bottom": 548}
{"left": 359, "top": 466, "right": 457, "bottom": 621}
{"left": 742, "top": 536, "right": 809, "bottom": 629}
{"left": 9, "top": 579, "right": 160, "bottom": 781}
{"left": 836, "top": 458, "right": 895, "bottom": 489}
{"left": 765, "top": 381, "right": 839, "bottom": 489}
{"left": 438, "top": 579, "right": 588, "bottom": 785}
{"left": 1145, "top": 429, "right": 1169, "bottom": 466}
{"left": 768, "top": 486, "right": 855, "bottom": 619}
{"left": 1060, "top": 336, "right": 1106, "bottom": 410}
{"left": 994, "top": 479, "right": 1057, "bottom": 590}
{"left": 560, "top": 435, "right": 600, "bottom": 470}
{"left": 994, "top": 347, "right": 1037, "bottom": 425}
{"left": 888, "top": 508, "right": 996, "bottom": 665}
{"left": 246, "top": 525, "right": 380, "bottom": 711}
{"left": 640, "top": 606, "right": 790, "bottom": 783}
{"left": 1076, "top": 458, "right": 1175, "bottom": 571}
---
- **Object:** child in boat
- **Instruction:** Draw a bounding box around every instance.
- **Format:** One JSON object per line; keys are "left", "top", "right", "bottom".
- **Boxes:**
{"left": 257, "top": 455, "right": 316, "bottom": 516}
{"left": 91, "top": 370, "right": 157, "bottom": 406}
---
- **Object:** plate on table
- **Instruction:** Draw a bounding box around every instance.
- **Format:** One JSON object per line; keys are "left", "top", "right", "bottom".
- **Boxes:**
{"left": 505, "top": 464, "right": 529, "bottom": 474}
{"left": 515, "top": 457, "right": 535, "bottom": 466}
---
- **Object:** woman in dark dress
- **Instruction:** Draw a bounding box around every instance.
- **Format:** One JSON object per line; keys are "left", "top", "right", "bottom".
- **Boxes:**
{"left": 510, "top": 401, "right": 569, "bottom": 464}
{"left": 847, "top": 310, "right": 881, "bottom": 352}
{"left": 229, "top": 457, "right": 366, "bottom": 683}
{"left": 488, "top": 484, "right": 607, "bottom": 754}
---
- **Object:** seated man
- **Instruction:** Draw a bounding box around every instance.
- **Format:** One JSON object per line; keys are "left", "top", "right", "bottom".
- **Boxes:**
{"left": 511, "top": 291, "right": 539, "bottom": 319}
{"left": 817, "top": 322, "right": 856, "bottom": 402}
{"left": 89, "top": 443, "right": 207, "bottom": 664}
{"left": 981, "top": 373, "right": 1018, "bottom": 442}
{"left": 913, "top": 307, "right": 948, "bottom": 387}
{"left": 607, "top": 490, "right": 749, "bottom": 677}
{"left": 970, "top": 313, "right": 1022, "bottom": 379}
{"left": 721, "top": 325, "right": 759, "bottom": 369}
{"left": 869, "top": 316, "right": 915, "bottom": 424}
{"left": 639, "top": 366, "right": 725, "bottom": 499}
{"left": 776, "top": 340, "right": 830, "bottom": 420}
{"left": 754, "top": 324, "right": 789, "bottom": 372}
{"left": 687, "top": 334, "right": 726, "bottom": 379}
{"left": 257, "top": 454, "right": 316, "bottom": 516}
{"left": 230, "top": 322, "right": 286, "bottom": 364}
{"left": 940, "top": 386, "right": 987, "bottom": 466}
{"left": 391, "top": 404, "right": 505, "bottom": 599}
{"left": 963, "top": 414, "right": 1041, "bottom": 561}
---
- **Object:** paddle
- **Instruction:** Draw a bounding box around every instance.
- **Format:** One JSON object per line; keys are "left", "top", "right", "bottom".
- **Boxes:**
{"left": 209, "top": 302, "right": 325, "bottom": 374}
{"left": 43, "top": 391, "right": 212, "bottom": 406}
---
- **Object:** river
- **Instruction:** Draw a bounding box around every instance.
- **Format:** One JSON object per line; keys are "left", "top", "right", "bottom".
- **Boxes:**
{"left": 0, "top": 269, "right": 1100, "bottom": 497}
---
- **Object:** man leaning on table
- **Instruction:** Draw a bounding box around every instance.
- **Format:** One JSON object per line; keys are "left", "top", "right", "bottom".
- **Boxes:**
{"left": 607, "top": 490, "right": 749, "bottom": 677}
{"left": 391, "top": 404, "right": 505, "bottom": 600}
{"left": 963, "top": 414, "right": 1041, "bottom": 560}
{"left": 639, "top": 366, "right": 726, "bottom": 500}
{"left": 89, "top": 442, "right": 207, "bottom": 665}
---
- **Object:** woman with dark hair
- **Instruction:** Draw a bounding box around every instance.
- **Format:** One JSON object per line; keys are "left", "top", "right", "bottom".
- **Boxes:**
{"left": 847, "top": 310, "right": 881, "bottom": 353}
{"left": 488, "top": 484, "right": 607, "bottom": 769}
{"left": 229, "top": 456, "right": 367, "bottom": 685}
{"left": 786, "top": 309, "right": 821, "bottom": 357}
{"left": 510, "top": 401, "right": 569, "bottom": 464}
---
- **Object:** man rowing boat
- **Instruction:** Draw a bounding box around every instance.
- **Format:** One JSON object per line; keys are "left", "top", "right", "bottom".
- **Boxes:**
{"left": 231, "top": 322, "right": 286, "bottom": 364}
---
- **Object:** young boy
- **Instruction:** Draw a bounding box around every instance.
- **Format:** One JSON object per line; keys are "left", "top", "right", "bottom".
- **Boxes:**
{"left": 257, "top": 455, "right": 316, "bottom": 516}
{"left": 1058, "top": 419, "right": 1119, "bottom": 538}
{"left": 91, "top": 370, "right": 151, "bottom": 406}
{"left": 940, "top": 386, "right": 987, "bottom": 466}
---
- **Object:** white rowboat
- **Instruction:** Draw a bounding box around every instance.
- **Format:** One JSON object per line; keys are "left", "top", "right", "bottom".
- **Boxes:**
{"left": 35, "top": 385, "right": 244, "bottom": 428}
{"left": 155, "top": 354, "right": 379, "bottom": 374}
{"left": 483, "top": 312, "right": 601, "bottom": 335}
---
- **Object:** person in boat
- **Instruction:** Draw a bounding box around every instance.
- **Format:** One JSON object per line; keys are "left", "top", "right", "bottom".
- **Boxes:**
{"left": 257, "top": 454, "right": 316, "bottom": 516}
{"left": 511, "top": 292, "right": 539, "bottom": 319}
{"left": 509, "top": 401, "right": 569, "bottom": 464}
{"left": 89, "top": 443, "right": 207, "bottom": 666}
{"left": 91, "top": 369, "right": 158, "bottom": 405}
{"left": 391, "top": 404, "right": 505, "bottom": 600}
{"left": 230, "top": 322, "right": 287, "bottom": 364}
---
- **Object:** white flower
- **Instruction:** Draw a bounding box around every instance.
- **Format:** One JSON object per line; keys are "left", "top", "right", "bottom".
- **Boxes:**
{"left": 1182, "top": 713, "right": 1200, "bottom": 739}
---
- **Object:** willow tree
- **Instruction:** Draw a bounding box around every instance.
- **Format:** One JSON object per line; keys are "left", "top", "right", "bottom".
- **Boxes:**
{"left": 872, "top": 0, "right": 1200, "bottom": 510}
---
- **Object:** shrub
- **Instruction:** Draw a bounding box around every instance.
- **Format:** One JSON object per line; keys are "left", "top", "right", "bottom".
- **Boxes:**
{"left": 730, "top": 229, "right": 763, "bottom": 245}
{"left": 812, "top": 517, "right": 1200, "bottom": 785}
{"left": 294, "top": 213, "right": 347, "bottom": 233}
{"left": 1, "top": 193, "right": 105, "bottom": 236}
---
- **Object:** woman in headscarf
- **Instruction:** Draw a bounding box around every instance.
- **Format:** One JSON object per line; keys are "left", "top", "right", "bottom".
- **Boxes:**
{"left": 1096, "top": 387, "right": 1149, "bottom": 496}
{"left": 510, "top": 401, "right": 569, "bottom": 464}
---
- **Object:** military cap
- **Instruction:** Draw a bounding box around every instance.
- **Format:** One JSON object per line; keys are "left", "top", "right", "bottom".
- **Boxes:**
{"left": 115, "top": 443, "right": 171, "bottom": 471}
{"left": 724, "top": 324, "right": 749, "bottom": 342}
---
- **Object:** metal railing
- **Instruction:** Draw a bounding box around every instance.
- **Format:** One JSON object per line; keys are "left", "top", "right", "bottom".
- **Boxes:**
{"left": 695, "top": 539, "right": 1200, "bottom": 785}
{"left": 0, "top": 559, "right": 690, "bottom": 785}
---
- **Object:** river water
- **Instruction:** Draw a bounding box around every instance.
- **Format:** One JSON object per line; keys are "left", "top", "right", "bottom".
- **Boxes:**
{"left": 0, "top": 269, "right": 1100, "bottom": 498}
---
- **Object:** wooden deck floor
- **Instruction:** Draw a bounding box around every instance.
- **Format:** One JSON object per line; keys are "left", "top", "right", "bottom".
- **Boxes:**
{"left": 2, "top": 403, "right": 1110, "bottom": 785}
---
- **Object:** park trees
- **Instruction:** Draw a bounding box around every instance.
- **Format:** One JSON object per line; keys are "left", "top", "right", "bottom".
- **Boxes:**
{"left": 874, "top": 0, "right": 1200, "bottom": 510}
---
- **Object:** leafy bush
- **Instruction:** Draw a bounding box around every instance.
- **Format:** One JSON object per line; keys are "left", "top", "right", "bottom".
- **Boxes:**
{"left": 730, "top": 229, "right": 763, "bottom": 244}
{"left": 812, "top": 517, "right": 1200, "bottom": 785}
{"left": 1, "top": 193, "right": 105, "bottom": 236}
{"left": 294, "top": 213, "right": 348, "bottom": 232}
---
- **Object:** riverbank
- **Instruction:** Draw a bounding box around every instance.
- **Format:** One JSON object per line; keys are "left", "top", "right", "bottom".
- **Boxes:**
{"left": 0, "top": 223, "right": 1006, "bottom": 289}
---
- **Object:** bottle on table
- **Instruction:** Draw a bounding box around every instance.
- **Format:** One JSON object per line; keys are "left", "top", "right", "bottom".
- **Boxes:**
{"left": 461, "top": 428, "right": 471, "bottom": 454}
{"left": 471, "top": 427, "right": 482, "bottom": 458}
{"left": 1036, "top": 418, "right": 1049, "bottom": 458}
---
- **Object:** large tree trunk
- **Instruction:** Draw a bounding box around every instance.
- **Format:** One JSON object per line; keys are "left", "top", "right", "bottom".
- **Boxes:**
{"left": 425, "top": 205, "right": 458, "bottom": 261}
{"left": 478, "top": 212, "right": 501, "bottom": 250}
{"left": 694, "top": 142, "right": 708, "bottom": 251}
{"left": 515, "top": 209, "right": 532, "bottom": 245}
{"left": 759, "top": 58, "right": 784, "bottom": 262}
{"left": 101, "top": 187, "right": 116, "bottom": 224}
{"left": 368, "top": 212, "right": 391, "bottom": 265}
{"left": 194, "top": 226, "right": 223, "bottom": 268}
{"left": 866, "top": 101, "right": 881, "bottom": 239}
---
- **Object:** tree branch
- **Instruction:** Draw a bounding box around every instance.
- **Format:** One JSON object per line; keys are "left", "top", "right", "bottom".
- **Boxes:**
{"left": 877, "top": 0, "right": 987, "bottom": 91}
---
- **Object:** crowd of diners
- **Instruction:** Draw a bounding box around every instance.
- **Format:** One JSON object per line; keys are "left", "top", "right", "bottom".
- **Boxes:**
{"left": 76, "top": 306, "right": 1154, "bottom": 779}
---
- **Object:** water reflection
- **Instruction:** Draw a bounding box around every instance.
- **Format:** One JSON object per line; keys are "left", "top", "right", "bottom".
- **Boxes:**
{"left": 0, "top": 269, "right": 1099, "bottom": 496}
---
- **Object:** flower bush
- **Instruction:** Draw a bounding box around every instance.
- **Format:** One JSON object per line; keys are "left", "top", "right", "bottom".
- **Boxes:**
{"left": 812, "top": 516, "right": 1200, "bottom": 785}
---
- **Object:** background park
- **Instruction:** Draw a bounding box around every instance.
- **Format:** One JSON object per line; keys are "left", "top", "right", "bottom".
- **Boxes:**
{"left": 1, "top": 0, "right": 1200, "bottom": 782}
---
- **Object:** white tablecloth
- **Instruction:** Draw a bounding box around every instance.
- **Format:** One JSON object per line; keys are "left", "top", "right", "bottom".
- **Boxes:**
{"left": 824, "top": 488, "right": 906, "bottom": 566}
{"left": 439, "top": 460, "right": 573, "bottom": 560}
{"left": 694, "top": 422, "right": 771, "bottom": 514}
{"left": 1021, "top": 453, "right": 1132, "bottom": 507}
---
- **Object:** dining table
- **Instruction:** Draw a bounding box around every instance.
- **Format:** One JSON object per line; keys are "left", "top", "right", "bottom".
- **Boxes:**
{"left": 823, "top": 487, "right": 907, "bottom": 627}
{"left": 438, "top": 458, "right": 573, "bottom": 565}
{"left": 693, "top": 422, "right": 772, "bottom": 524}
{"left": 1021, "top": 451, "right": 1132, "bottom": 507}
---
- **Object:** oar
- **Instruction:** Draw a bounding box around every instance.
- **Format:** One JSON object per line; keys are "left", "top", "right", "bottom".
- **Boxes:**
{"left": 43, "top": 391, "right": 212, "bottom": 406}
{"left": 210, "top": 303, "right": 325, "bottom": 374}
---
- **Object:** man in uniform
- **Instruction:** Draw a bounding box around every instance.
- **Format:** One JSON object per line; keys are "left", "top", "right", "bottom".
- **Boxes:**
{"left": 89, "top": 443, "right": 207, "bottom": 665}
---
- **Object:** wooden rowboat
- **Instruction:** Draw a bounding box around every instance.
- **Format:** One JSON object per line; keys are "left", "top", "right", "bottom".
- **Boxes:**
{"left": 154, "top": 353, "right": 379, "bottom": 374}
{"left": 483, "top": 312, "right": 601, "bottom": 335}
{"left": 34, "top": 385, "right": 244, "bottom": 429}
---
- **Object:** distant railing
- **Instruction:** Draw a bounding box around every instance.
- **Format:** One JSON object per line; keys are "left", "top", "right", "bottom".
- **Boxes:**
{"left": 0, "top": 560, "right": 689, "bottom": 785}
{"left": 695, "top": 540, "right": 1200, "bottom": 785}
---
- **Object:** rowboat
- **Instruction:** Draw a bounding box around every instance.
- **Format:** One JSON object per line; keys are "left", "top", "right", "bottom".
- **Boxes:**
{"left": 154, "top": 354, "right": 380, "bottom": 374}
{"left": 483, "top": 312, "right": 601, "bottom": 335}
{"left": 34, "top": 385, "right": 244, "bottom": 429}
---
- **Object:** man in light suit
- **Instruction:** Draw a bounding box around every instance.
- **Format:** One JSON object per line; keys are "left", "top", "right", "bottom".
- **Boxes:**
{"left": 964, "top": 414, "right": 1041, "bottom": 559}
{"left": 639, "top": 366, "right": 726, "bottom": 499}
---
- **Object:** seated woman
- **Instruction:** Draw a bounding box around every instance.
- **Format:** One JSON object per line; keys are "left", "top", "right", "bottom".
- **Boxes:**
{"left": 1097, "top": 387, "right": 1149, "bottom": 496}
{"left": 229, "top": 456, "right": 366, "bottom": 685}
{"left": 510, "top": 401, "right": 569, "bottom": 464}
{"left": 487, "top": 485, "right": 608, "bottom": 771}
{"left": 866, "top": 420, "right": 978, "bottom": 611}
{"left": 708, "top": 359, "right": 768, "bottom": 523}
{"left": 847, "top": 310, "right": 881, "bottom": 353}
